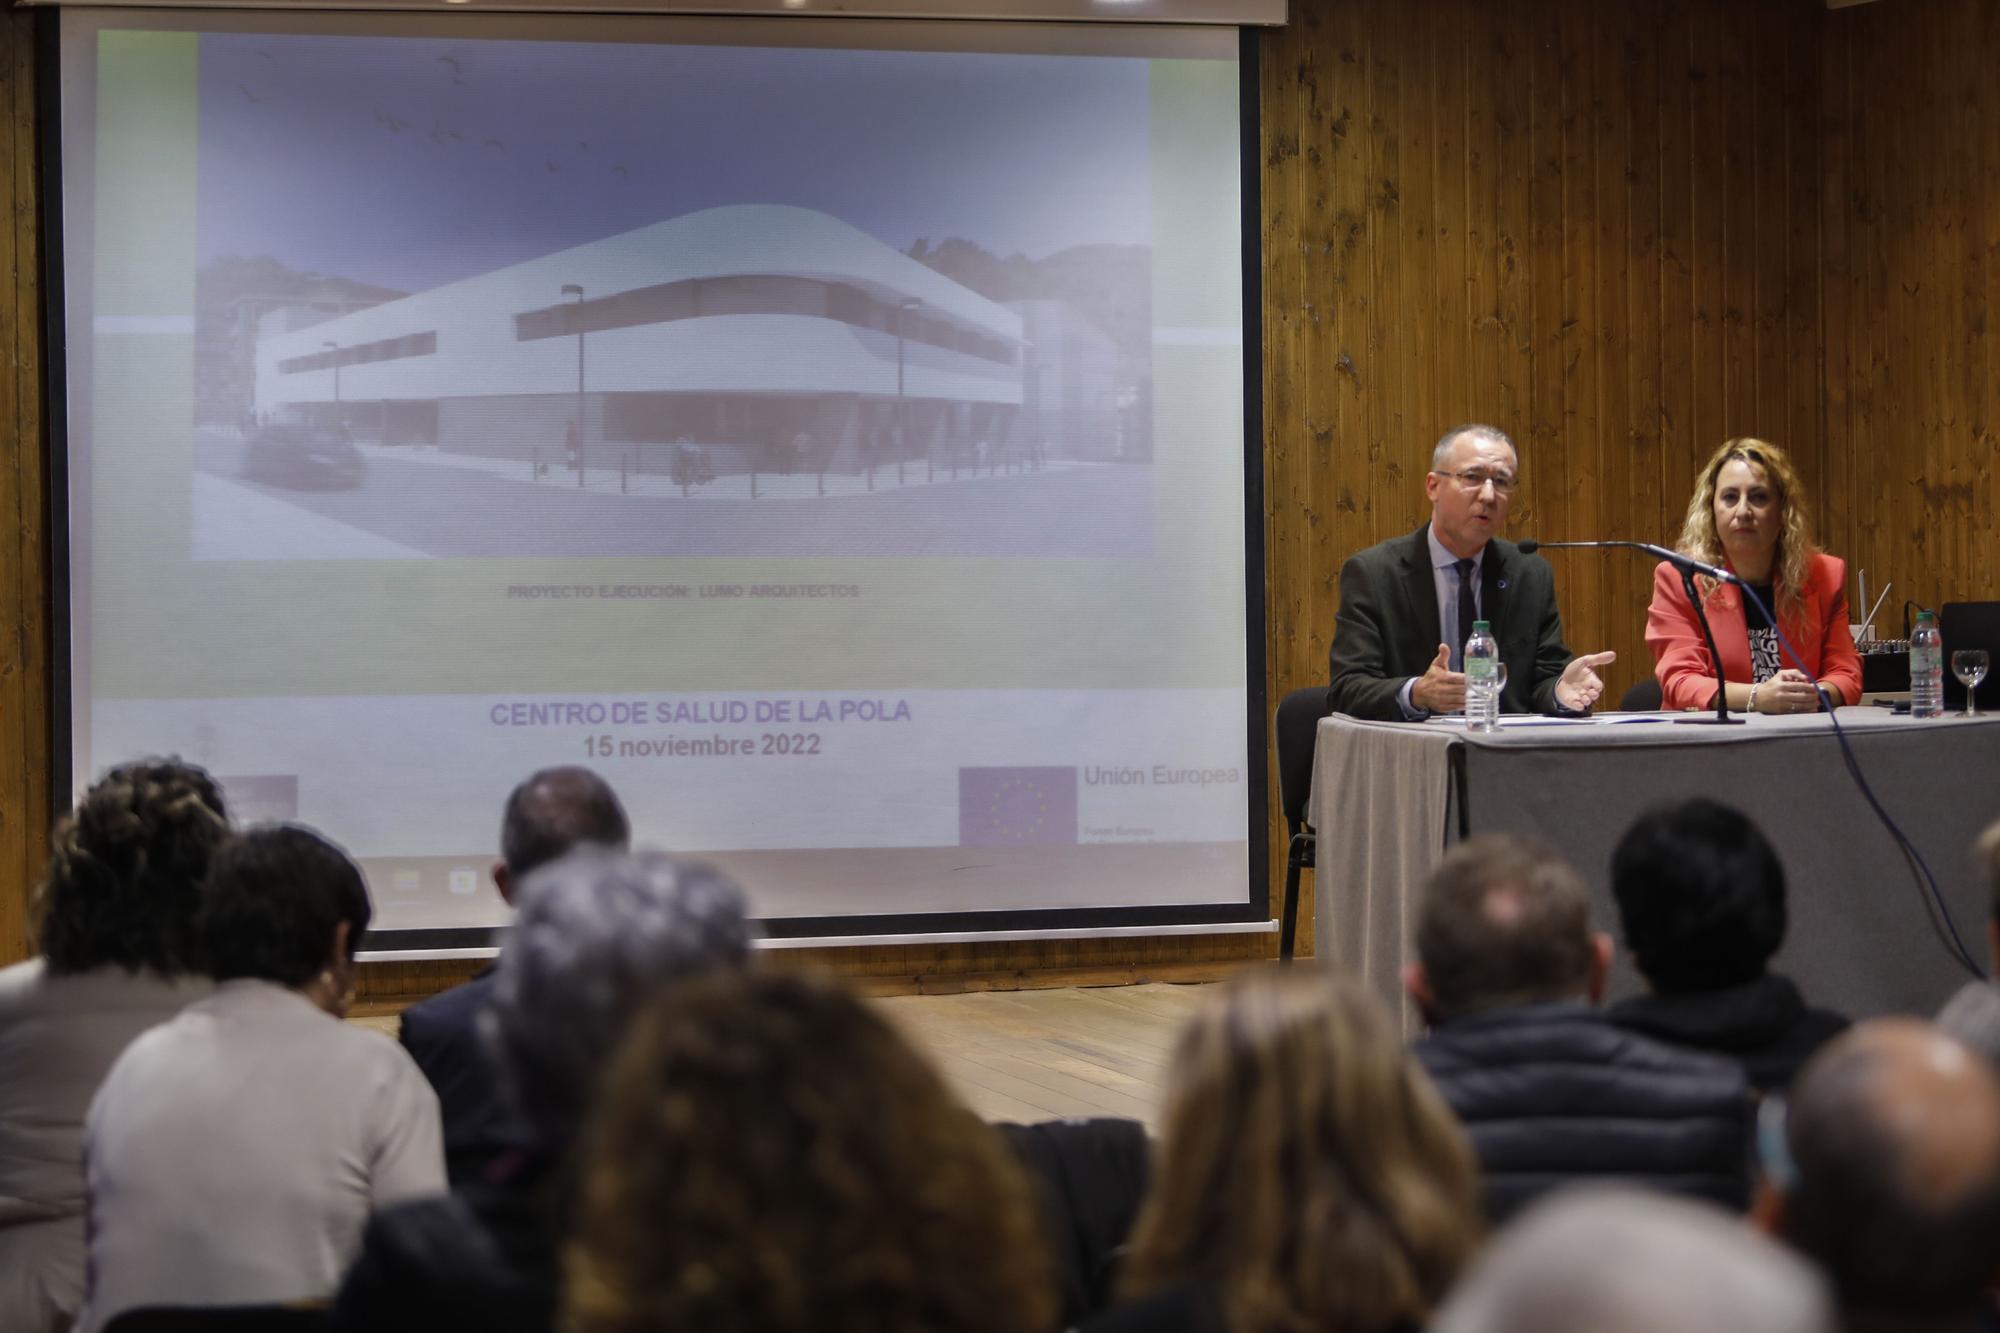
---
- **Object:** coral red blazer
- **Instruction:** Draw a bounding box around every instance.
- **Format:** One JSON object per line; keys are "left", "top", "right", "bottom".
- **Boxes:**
{"left": 1645, "top": 553, "right": 1862, "bottom": 710}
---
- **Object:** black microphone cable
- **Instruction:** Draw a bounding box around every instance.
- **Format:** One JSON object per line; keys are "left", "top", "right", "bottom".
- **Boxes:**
{"left": 1740, "top": 584, "right": 1984, "bottom": 980}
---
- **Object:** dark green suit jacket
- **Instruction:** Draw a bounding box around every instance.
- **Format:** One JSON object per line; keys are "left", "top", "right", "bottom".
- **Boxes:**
{"left": 1327, "top": 525, "right": 1575, "bottom": 720}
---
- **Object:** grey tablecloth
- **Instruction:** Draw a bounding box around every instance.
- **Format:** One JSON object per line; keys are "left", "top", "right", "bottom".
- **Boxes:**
{"left": 1310, "top": 710, "right": 2000, "bottom": 1032}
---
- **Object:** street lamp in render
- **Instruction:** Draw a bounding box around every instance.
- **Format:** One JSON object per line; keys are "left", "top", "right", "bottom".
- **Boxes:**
{"left": 563, "top": 284, "right": 586, "bottom": 487}
{"left": 321, "top": 341, "right": 341, "bottom": 433}
{"left": 896, "top": 298, "right": 921, "bottom": 485}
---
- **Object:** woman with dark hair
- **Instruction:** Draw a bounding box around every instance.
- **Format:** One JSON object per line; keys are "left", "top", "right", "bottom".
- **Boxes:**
{"left": 563, "top": 970, "right": 1059, "bottom": 1333}
{"left": 0, "top": 759, "right": 227, "bottom": 1333}
{"left": 1646, "top": 438, "right": 1862, "bottom": 713}
{"left": 1086, "top": 968, "right": 1481, "bottom": 1333}
{"left": 1608, "top": 798, "right": 1847, "bottom": 1093}
{"left": 78, "top": 825, "right": 443, "bottom": 1332}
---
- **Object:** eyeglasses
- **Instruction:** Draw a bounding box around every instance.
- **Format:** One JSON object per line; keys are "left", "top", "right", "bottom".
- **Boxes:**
{"left": 1433, "top": 468, "right": 1518, "bottom": 497}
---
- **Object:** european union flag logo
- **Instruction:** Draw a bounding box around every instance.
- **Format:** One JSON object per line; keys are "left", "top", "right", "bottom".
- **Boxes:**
{"left": 957, "top": 766, "right": 1079, "bottom": 846}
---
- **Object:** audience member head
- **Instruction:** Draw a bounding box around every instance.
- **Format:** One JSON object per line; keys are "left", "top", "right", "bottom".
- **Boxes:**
{"left": 198, "top": 823, "right": 371, "bottom": 1017}
{"left": 1433, "top": 1187, "right": 1834, "bottom": 1333}
{"left": 495, "top": 765, "right": 630, "bottom": 902}
{"left": 1612, "top": 798, "right": 1787, "bottom": 994}
{"left": 1121, "top": 966, "right": 1481, "bottom": 1333}
{"left": 563, "top": 969, "right": 1057, "bottom": 1333}
{"left": 1757, "top": 1019, "right": 2000, "bottom": 1329}
{"left": 34, "top": 757, "right": 229, "bottom": 977}
{"left": 485, "top": 848, "right": 752, "bottom": 1149}
{"left": 1408, "top": 835, "right": 1610, "bottom": 1024}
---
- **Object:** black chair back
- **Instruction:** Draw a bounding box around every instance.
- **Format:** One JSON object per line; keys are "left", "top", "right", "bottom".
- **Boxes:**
{"left": 1271, "top": 686, "right": 1331, "bottom": 964}
{"left": 1275, "top": 686, "right": 1331, "bottom": 830}
{"left": 1618, "top": 676, "right": 1664, "bottom": 712}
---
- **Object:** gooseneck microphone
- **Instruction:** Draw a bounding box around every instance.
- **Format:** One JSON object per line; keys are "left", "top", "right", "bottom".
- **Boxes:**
{"left": 1519, "top": 536, "right": 1743, "bottom": 725}
{"left": 1517, "top": 538, "right": 1741, "bottom": 586}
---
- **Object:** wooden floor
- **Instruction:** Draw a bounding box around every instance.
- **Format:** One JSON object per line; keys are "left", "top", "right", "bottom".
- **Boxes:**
{"left": 354, "top": 981, "right": 1210, "bottom": 1134}
{"left": 876, "top": 982, "right": 1209, "bottom": 1131}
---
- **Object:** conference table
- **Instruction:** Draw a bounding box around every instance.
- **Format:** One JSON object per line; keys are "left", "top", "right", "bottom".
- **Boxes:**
{"left": 1309, "top": 708, "right": 2000, "bottom": 1032}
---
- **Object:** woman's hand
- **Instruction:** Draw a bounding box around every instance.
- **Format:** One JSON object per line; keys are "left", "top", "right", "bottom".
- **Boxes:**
{"left": 1753, "top": 669, "right": 1823, "bottom": 714}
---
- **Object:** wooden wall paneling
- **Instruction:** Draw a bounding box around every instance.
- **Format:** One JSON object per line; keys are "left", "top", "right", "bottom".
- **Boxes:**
{"left": 1687, "top": 6, "right": 1729, "bottom": 463}
{"left": 1817, "top": 17, "right": 1851, "bottom": 571}
{"left": 1625, "top": 4, "right": 1667, "bottom": 631}
{"left": 1400, "top": 0, "right": 1432, "bottom": 474}
{"left": 1491, "top": 11, "right": 1534, "bottom": 450}
{"left": 1462, "top": 6, "right": 1504, "bottom": 428}
{"left": 1366, "top": 0, "right": 1410, "bottom": 537}
{"left": 0, "top": 8, "right": 48, "bottom": 967}
{"left": 1719, "top": 4, "right": 1759, "bottom": 441}
{"left": 1900, "top": 17, "right": 1935, "bottom": 607}
{"left": 1785, "top": 7, "right": 1825, "bottom": 508}
{"left": 1258, "top": 8, "right": 1307, "bottom": 939}
{"left": 1593, "top": 1, "right": 1636, "bottom": 694}
{"left": 1750, "top": 5, "right": 1792, "bottom": 451}
{"left": 1940, "top": 7, "right": 1970, "bottom": 591}
{"left": 1656, "top": 2, "right": 1697, "bottom": 545}
{"left": 1982, "top": 2, "right": 2000, "bottom": 591}
{"left": 1428, "top": 1, "right": 1470, "bottom": 432}
{"left": 1569, "top": 2, "right": 1610, "bottom": 673}
{"left": 1326, "top": 4, "right": 1377, "bottom": 558}
{"left": 1842, "top": 13, "right": 1883, "bottom": 590}
{"left": 1523, "top": 3, "right": 1566, "bottom": 561}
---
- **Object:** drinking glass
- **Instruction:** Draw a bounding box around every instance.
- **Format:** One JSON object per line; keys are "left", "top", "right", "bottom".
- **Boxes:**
{"left": 1953, "top": 649, "right": 1990, "bottom": 717}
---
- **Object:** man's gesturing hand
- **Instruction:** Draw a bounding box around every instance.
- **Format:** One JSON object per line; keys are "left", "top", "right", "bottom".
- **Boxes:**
{"left": 1556, "top": 650, "right": 1617, "bottom": 712}
{"left": 1411, "top": 642, "right": 1466, "bottom": 715}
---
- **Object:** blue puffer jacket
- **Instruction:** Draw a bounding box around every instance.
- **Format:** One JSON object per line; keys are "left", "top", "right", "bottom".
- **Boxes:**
{"left": 1414, "top": 1001, "right": 1753, "bottom": 1223}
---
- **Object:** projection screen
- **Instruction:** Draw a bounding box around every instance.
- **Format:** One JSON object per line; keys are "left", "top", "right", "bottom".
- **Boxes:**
{"left": 55, "top": 8, "right": 1260, "bottom": 950}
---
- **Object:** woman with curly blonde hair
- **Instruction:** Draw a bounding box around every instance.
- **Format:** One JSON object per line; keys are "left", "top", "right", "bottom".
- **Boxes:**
{"left": 0, "top": 759, "right": 227, "bottom": 1333}
{"left": 563, "top": 970, "right": 1059, "bottom": 1333}
{"left": 1087, "top": 967, "right": 1481, "bottom": 1333}
{"left": 1646, "top": 438, "right": 1861, "bottom": 713}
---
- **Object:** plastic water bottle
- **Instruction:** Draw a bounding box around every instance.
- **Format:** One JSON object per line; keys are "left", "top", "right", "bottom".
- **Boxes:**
{"left": 1465, "top": 619, "right": 1500, "bottom": 733}
{"left": 1911, "top": 610, "right": 1945, "bottom": 718}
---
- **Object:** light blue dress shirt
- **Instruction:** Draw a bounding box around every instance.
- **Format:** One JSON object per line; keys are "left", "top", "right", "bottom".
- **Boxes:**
{"left": 1396, "top": 523, "right": 1485, "bottom": 719}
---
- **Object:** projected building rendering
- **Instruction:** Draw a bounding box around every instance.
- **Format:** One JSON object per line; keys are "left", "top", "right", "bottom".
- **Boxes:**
{"left": 252, "top": 205, "right": 1040, "bottom": 479}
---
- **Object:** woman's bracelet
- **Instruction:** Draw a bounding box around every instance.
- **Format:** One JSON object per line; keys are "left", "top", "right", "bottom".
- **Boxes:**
{"left": 1748, "top": 682, "right": 1762, "bottom": 714}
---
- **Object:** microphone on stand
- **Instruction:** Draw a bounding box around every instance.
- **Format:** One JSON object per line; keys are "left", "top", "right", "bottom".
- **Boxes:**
{"left": 1517, "top": 538, "right": 1741, "bottom": 587}
{"left": 1519, "top": 537, "right": 1743, "bottom": 725}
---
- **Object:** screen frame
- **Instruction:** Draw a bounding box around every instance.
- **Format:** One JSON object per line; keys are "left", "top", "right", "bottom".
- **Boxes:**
{"left": 41, "top": 10, "right": 1271, "bottom": 949}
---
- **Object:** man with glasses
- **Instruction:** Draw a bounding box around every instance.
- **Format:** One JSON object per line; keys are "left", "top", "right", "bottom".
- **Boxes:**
{"left": 1328, "top": 423, "right": 1614, "bottom": 720}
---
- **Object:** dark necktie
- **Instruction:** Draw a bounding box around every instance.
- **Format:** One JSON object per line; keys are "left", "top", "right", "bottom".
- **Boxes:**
{"left": 1455, "top": 558, "right": 1478, "bottom": 664}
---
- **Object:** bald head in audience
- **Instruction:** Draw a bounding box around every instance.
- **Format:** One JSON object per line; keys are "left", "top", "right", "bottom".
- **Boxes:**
{"left": 1433, "top": 1187, "right": 1833, "bottom": 1333}
{"left": 1757, "top": 1019, "right": 2000, "bottom": 1333}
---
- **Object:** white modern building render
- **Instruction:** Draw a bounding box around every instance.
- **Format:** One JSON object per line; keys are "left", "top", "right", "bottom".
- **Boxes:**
{"left": 254, "top": 204, "right": 1030, "bottom": 474}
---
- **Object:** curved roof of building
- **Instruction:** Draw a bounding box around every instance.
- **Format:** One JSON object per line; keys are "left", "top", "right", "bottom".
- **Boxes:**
{"left": 263, "top": 204, "right": 1023, "bottom": 359}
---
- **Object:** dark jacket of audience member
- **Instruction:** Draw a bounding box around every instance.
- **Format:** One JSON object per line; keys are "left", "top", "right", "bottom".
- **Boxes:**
{"left": 997, "top": 1118, "right": 1150, "bottom": 1326}
{"left": 1417, "top": 1001, "right": 1754, "bottom": 1221}
{"left": 1408, "top": 836, "right": 1753, "bottom": 1223}
{"left": 398, "top": 969, "right": 531, "bottom": 1187}
{"left": 397, "top": 766, "right": 630, "bottom": 1187}
{"left": 1606, "top": 799, "right": 1846, "bottom": 1093}
{"left": 331, "top": 850, "right": 751, "bottom": 1333}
